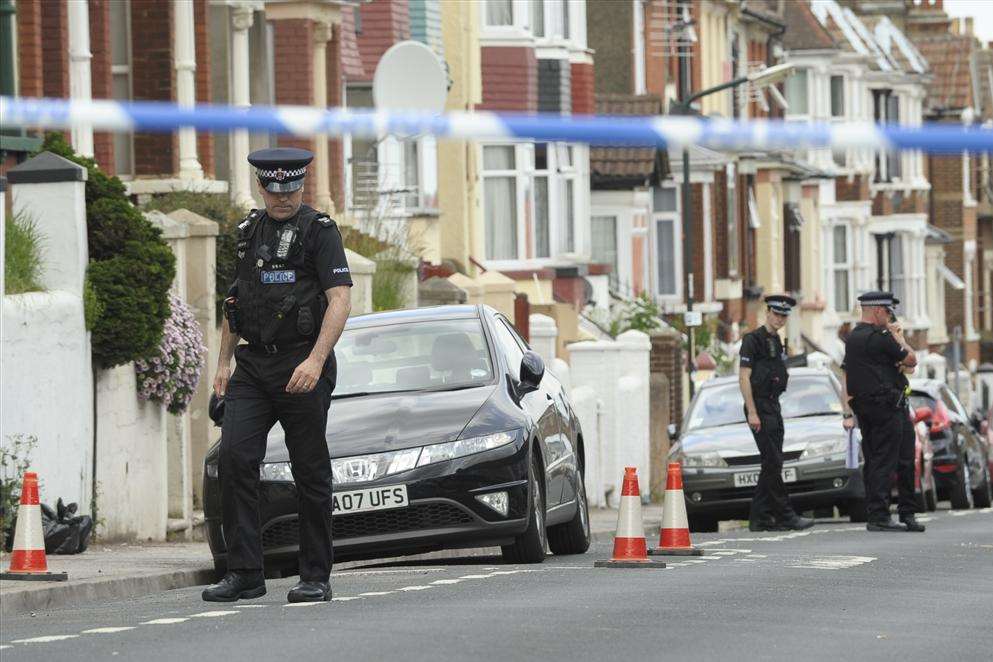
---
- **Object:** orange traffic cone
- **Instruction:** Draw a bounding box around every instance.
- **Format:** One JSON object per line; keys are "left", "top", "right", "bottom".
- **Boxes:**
{"left": 649, "top": 462, "right": 703, "bottom": 556}
{"left": 0, "top": 472, "right": 68, "bottom": 581}
{"left": 594, "top": 467, "right": 666, "bottom": 568}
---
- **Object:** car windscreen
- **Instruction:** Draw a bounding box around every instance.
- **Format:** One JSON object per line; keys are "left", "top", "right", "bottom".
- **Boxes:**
{"left": 683, "top": 376, "right": 842, "bottom": 433}
{"left": 333, "top": 318, "right": 494, "bottom": 397}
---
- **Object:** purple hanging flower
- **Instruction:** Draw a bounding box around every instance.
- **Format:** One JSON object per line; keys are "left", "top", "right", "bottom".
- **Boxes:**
{"left": 134, "top": 295, "right": 207, "bottom": 414}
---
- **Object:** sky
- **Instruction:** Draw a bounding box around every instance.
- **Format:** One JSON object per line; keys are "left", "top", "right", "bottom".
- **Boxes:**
{"left": 942, "top": 0, "right": 993, "bottom": 44}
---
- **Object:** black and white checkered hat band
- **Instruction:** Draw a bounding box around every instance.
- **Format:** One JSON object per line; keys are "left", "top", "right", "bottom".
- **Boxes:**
{"left": 256, "top": 167, "right": 306, "bottom": 180}
{"left": 861, "top": 298, "right": 894, "bottom": 307}
{"left": 769, "top": 304, "right": 791, "bottom": 314}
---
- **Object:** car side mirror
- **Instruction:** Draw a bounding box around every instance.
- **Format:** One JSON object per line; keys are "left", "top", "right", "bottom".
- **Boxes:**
{"left": 519, "top": 351, "right": 545, "bottom": 395}
{"left": 667, "top": 423, "right": 678, "bottom": 440}
{"left": 913, "top": 406, "right": 933, "bottom": 424}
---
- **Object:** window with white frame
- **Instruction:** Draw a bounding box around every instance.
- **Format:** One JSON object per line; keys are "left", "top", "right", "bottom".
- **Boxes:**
{"left": 483, "top": 145, "right": 520, "bottom": 260}
{"left": 653, "top": 185, "right": 681, "bottom": 298}
{"left": 559, "top": 144, "right": 577, "bottom": 254}
{"left": 591, "top": 215, "right": 619, "bottom": 289}
{"left": 110, "top": 0, "right": 134, "bottom": 176}
{"left": 873, "top": 89, "right": 901, "bottom": 182}
{"left": 830, "top": 75, "right": 847, "bottom": 167}
{"left": 832, "top": 223, "right": 852, "bottom": 313}
{"left": 727, "top": 163, "right": 739, "bottom": 276}
{"left": 534, "top": 143, "right": 551, "bottom": 258}
{"left": 531, "top": 0, "right": 545, "bottom": 37}
{"left": 485, "top": 0, "right": 513, "bottom": 26}
{"left": 784, "top": 69, "right": 809, "bottom": 116}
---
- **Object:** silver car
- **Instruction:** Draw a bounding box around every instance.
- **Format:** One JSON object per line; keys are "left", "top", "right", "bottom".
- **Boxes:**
{"left": 668, "top": 368, "right": 866, "bottom": 531}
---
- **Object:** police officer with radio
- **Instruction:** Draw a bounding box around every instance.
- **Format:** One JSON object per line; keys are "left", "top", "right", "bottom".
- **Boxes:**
{"left": 841, "top": 291, "right": 919, "bottom": 532}
{"left": 739, "top": 295, "right": 815, "bottom": 532}
{"left": 203, "top": 148, "right": 353, "bottom": 603}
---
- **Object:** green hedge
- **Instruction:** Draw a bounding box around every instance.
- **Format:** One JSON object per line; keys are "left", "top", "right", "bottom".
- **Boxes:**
{"left": 38, "top": 133, "right": 175, "bottom": 368}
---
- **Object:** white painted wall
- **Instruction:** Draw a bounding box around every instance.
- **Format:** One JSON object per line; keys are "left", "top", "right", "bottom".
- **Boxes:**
{"left": 1, "top": 292, "right": 93, "bottom": 508}
{"left": 529, "top": 314, "right": 557, "bottom": 367}
{"left": 95, "top": 364, "right": 168, "bottom": 541}
{"left": 569, "top": 330, "right": 651, "bottom": 506}
{"left": 11, "top": 181, "right": 88, "bottom": 297}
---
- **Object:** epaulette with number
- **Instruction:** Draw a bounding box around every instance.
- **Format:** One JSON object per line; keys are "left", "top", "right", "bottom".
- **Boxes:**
{"left": 237, "top": 209, "right": 260, "bottom": 235}
{"left": 315, "top": 215, "right": 336, "bottom": 228}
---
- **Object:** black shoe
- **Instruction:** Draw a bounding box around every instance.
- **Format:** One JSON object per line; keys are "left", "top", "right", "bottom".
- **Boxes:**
{"left": 287, "top": 580, "right": 332, "bottom": 603}
{"left": 749, "top": 520, "right": 789, "bottom": 532}
{"left": 866, "top": 519, "right": 906, "bottom": 532}
{"left": 202, "top": 571, "right": 266, "bottom": 602}
{"left": 899, "top": 515, "right": 926, "bottom": 532}
{"left": 780, "top": 515, "right": 815, "bottom": 530}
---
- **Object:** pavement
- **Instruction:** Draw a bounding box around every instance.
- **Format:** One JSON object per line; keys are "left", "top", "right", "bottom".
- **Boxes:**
{"left": 0, "top": 504, "right": 668, "bottom": 618}
{"left": 0, "top": 506, "right": 993, "bottom": 662}
{"left": 2, "top": 504, "right": 990, "bottom": 661}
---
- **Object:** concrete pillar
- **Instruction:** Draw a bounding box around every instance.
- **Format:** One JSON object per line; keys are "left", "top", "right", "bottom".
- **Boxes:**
{"left": 68, "top": 0, "right": 94, "bottom": 158}
{"left": 347, "top": 249, "right": 377, "bottom": 315}
{"left": 529, "top": 314, "right": 558, "bottom": 367}
{"left": 8, "top": 152, "right": 89, "bottom": 296}
{"left": 174, "top": 0, "right": 204, "bottom": 180}
{"left": 167, "top": 208, "right": 219, "bottom": 510}
{"left": 312, "top": 21, "right": 334, "bottom": 213}
{"left": 229, "top": 3, "right": 257, "bottom": 209}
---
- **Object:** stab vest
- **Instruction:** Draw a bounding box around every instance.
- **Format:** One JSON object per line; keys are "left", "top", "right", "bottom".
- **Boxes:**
{"left": 748, "top": 329, "right": 789, "bottom": 398}
{"left": 233, "top": 205, "right": 329, "bottom": 347}
{"left": 844, "top": 323, "right": 903, "bottom": 406}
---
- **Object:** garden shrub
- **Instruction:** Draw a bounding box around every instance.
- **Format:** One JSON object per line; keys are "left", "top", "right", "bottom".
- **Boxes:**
{"left": 4, "top": 212, "right": 44, "bottom": 294}
{"left": 37, "top": 133, "right": 175, "bottom": 368}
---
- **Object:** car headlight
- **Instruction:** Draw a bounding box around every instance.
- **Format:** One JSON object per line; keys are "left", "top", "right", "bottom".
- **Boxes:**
{"left": 679, "top": 451, "right": 728, "bottom": 468}
{"left": 417, "top": 430, "right": 518, "bottom": 467}
{"left": 800, "top": 438, "right": 848, "bottom": 460}
{"left": 260, "top": 461, "right": 294, "bottom": 482}
{"left": 330, "top": 447, "right": 422, "bottom": 485}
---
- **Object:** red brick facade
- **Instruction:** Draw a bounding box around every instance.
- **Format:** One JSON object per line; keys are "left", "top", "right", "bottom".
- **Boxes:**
{"left": 16, "top": 0, "right": 44, "bottom": 98}
{"left": 835, "top": 175, "right": 869, "bottom": 202}
{"left": 41, "top": 1, "right": 70, "bottom": 100}
{"left": 89, "top": 0, "right": 114, "bottom": 175}
{"left": 570, "top": 62, "right": 595, "bottom": 115}
{"left": 131, "top": 0, "right": 177, "bottom": 176}
{"left": 355, "top": 0, "right": 410, "bottom": 83}
{"left": 480, "top": 47, "right": 538, "bottom": 112}
{"left": 194, "top": 0, "right": 214, "bottom": 178}
{"left": 272, "top": 18, "right": 317, "bottom": 205}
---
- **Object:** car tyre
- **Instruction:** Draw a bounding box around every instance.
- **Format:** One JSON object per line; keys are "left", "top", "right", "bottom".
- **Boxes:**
{"left": 846, "top": 498, "right": 868, "bottom": 523}
{"left": 548, "top": 474, "right": 591, "bottom": 555}
{"left": 949, "top": 451, "right": 975, "bottom": 510}
{"left": 501, "top": 454, "right": 547, "bottom": 564}
{"left": 972, "top": 461, "right": 992, "bottom": 508}
{"left": 687, "top": 514, "right": 718, "bottom": 533}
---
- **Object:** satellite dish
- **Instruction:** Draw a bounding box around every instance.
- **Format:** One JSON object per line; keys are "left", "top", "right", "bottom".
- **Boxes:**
{"left": 373, "top": 41, "right": 448, "bottom": 114}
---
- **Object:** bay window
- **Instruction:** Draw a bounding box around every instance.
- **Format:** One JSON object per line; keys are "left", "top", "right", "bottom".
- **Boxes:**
{"left": 485, "top": 0, "right": 513, "bottom": 26}
{"left": 784, "top": 69, "right": 809, "bottom": 116}
{"left": 653, "top": 185, "right": 681, "bottom": 299}
{"left": 591, "top": 215, "right": 619, "bottom": 289}
{"left": 832, "top": 224, "right": 852, "bottom": 313}
{"left": 483, "top": 145, "right": 520, "bottom": 260}
{"left": 110, "top": 0, "right": 134, "bottom": 176}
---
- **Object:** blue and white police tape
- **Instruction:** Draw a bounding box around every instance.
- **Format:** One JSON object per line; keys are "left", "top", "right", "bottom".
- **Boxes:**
{"left": 2, "top": 96, "right": 992, "bottom": 154}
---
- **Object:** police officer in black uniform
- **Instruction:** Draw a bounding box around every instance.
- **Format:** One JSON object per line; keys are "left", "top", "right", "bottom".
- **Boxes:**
{"left": 739, "top": 295, "right": 814, "bottom": 532}
{"left": 202, "top": 147, "right": 353, "bottom": 603}
{"left": 840, "top": 291, "right": 920, "bottom": 532}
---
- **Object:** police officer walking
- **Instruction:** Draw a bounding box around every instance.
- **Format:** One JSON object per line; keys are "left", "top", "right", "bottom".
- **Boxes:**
{"left": 203, "top": 147, "right": 353, "bottom": 603}
{"left": 841, "top": 292, "right": 920, "bottom": 532}
{"left": 739, "top": 295, "right": 814, "bottom": 532}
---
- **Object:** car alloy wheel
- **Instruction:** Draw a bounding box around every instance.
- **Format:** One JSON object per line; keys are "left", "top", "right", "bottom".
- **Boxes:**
{"left": 950, "top": 451, "right": 975, "bottom": 510}
{"left": 972, "top": 462, "right": 993, "bottom": 508}
{"left": 501, "top": 453, "right": 547, "bottom": 564}
{"left": 549, "top": 474, "right": 591, "bottom": 555}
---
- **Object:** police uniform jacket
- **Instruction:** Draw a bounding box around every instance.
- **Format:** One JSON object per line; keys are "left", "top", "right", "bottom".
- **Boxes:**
{"left": 739, "top": 326, "right": 788, "bottom": 399}
{"left": 842, "top": 322, "right": 908, "bottom": 410}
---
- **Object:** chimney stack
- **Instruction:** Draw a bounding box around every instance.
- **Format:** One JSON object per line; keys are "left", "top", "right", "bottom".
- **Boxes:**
{"left": 951, "top": 18, "right": 960, "bottom": 35}
{"left": 964, "top": 17, "right": 974, "bottom": 37}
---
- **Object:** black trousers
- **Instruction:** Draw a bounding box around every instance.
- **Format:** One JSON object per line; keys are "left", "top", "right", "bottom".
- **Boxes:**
{"left": 220, "top": 344, "right": 334, "bottom": 582}
{"left": 747, "top": 398, "right": 797, "bottom": 524}
{"left": 855, "top": 405, "right": 916, "bottom": 522}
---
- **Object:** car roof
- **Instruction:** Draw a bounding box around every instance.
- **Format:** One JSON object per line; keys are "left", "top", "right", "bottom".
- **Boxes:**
{"left": 700, "top": 367, "right": 834, "bottom": 389}
{"left": 344, "top": 305, "right": 481, "bottom": 330}
{"left": 908, "top": 378, "right": 944, "bottom": 396}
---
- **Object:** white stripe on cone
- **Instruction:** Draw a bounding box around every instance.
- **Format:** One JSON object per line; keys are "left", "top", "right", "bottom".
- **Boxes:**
{"left": 616, "top": 494, "right": 646, "bottom": 538}
{"left": 662, "top": 488, "right": 689, "bottom": 530}
{"left": 11, "top": 502, "right": 44, "bottom": 552}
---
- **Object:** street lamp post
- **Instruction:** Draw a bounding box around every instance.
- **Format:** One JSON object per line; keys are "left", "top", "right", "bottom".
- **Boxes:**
{"left": 673, "top": 63, "right": 795, "bottom": 399}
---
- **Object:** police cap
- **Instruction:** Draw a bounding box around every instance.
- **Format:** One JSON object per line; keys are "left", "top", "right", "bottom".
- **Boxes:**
{"left": 764, "top": 294, "right": 796, "bottom": 316}
{"left": 248, "top": 147, "right": 313, "bottom": 193}
{"left": 857, "top": 291, "right": 899, "bottom": 309}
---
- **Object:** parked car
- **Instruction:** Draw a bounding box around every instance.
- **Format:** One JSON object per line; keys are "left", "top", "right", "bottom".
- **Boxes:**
{"left": 668, "top": 368, "right": 866, "bottom": 532}
{"left": 909, "top": 380, "right": 993, "bottom": 509}
{"left": 203, "top": 305, "right": 590, "bottom": 576}
{"left": 984, "top": 407, "right": 993, "bottom": 479}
